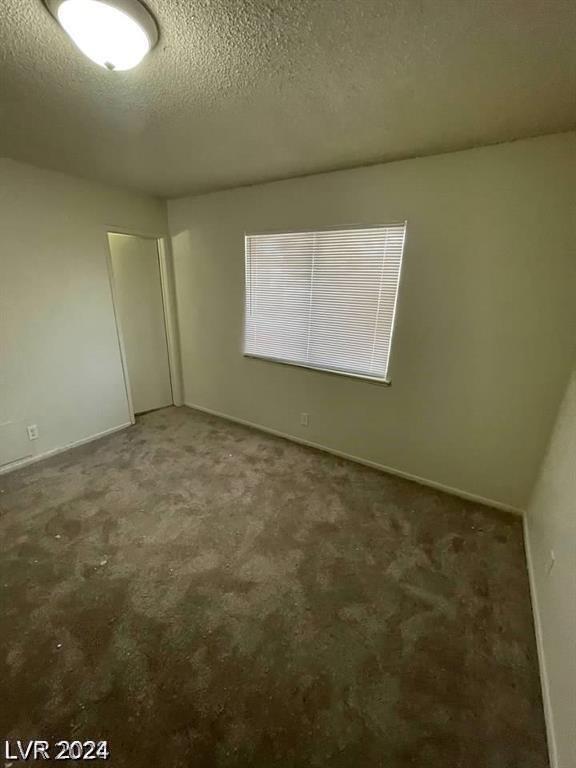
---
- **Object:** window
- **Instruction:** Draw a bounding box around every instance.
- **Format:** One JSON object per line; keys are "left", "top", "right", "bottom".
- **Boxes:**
{"left": 244, "top": 223, "right": 406, "bottom": 382}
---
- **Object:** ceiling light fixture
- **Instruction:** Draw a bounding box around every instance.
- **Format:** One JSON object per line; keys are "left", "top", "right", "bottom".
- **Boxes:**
{"left": 44, "top": 0, "right": 158, "bottom": 71}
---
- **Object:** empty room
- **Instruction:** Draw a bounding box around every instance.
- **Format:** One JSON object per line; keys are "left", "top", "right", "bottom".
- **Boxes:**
{"left": 0, "top": 1, "right": 575, "bottom": 766}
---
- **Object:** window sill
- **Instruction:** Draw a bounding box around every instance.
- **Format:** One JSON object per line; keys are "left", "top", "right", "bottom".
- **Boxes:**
{"left": 243, "top": 354, "right": 391, "bottom": 386}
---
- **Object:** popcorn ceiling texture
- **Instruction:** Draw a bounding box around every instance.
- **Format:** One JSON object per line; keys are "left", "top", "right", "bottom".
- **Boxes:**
{"left": 0, "top": 0, "right": 574, "bottom": 196}
{"left": 0, "top": 407, "right": 548, "bottom": 767}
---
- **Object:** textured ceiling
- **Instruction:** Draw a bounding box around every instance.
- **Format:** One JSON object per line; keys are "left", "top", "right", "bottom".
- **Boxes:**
{"left": 0, "top": 0, "right": 575, "bottom": 198}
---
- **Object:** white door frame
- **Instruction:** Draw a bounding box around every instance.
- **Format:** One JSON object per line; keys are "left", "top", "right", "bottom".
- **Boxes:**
{"left": 104, "top": 226, "right": 183, "bottom": 424}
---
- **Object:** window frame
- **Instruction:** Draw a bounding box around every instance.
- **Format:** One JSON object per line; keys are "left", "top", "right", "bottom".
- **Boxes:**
{"left": 242, "top": 222, "right": 407, "bottom": 386}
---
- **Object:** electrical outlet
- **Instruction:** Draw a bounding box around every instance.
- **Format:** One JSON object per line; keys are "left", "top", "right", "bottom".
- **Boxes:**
{"left": 546, "top": 549, "right": 556, "bottom": 575}
{"left": 300, "top": 412, "right": 309, "bottom": 427}
{"left": 27, "top": 424, "right": 39, "bottom": 441}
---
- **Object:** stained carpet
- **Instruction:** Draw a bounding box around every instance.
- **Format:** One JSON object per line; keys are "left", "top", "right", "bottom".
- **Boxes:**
{"left": 0, "top": 406, "right": 548, "bottom": 767}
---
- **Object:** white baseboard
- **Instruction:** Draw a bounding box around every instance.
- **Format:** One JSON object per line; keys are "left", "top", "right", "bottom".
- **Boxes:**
{"left": 523, "top": 515, "right": 557, "bottom": 768}
{"left": 0, "top": 422, "right": 132, "bottom": 476}
{"left": 184, "top": 401, "right": 523, "bottom": 516}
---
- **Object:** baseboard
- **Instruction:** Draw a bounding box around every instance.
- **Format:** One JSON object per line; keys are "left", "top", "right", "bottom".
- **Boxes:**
{"left": 184, "top": 401, "right": 523, "bottom": 516}
{"left": 523, "top": 516, "right": 558, "bottom": 768}
{"left": 0, "top": 422, "right": 132, "bottom": 476}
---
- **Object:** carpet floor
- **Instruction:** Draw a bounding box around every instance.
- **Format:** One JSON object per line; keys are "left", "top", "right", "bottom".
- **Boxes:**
{"left": 0, "top": 406, "right": 548, "bottom": 767}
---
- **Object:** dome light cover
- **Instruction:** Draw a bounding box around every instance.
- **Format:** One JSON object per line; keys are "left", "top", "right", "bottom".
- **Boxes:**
{"left": 45, "top": 0, "right": 158, "bottom": 71}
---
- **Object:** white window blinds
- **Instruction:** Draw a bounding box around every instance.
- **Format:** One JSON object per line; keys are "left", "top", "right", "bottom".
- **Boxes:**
{"left": 244, "top": 223, "right": 406, "bottom": 382}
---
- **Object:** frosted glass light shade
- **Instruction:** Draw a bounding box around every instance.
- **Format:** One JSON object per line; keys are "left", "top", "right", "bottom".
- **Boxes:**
{"left": 46, "top": 0, "right": 158, "bottom": 71}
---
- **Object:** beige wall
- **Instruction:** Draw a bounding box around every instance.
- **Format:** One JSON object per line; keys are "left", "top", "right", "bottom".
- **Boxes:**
{"left": 525, "top": 367, "right": 576, "bottom": 768}
{"left": 0, "top": 159, "right": 167, "bottom": 468}
{"left": 168, "top": 133, "right": 576, "bottom": 510}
